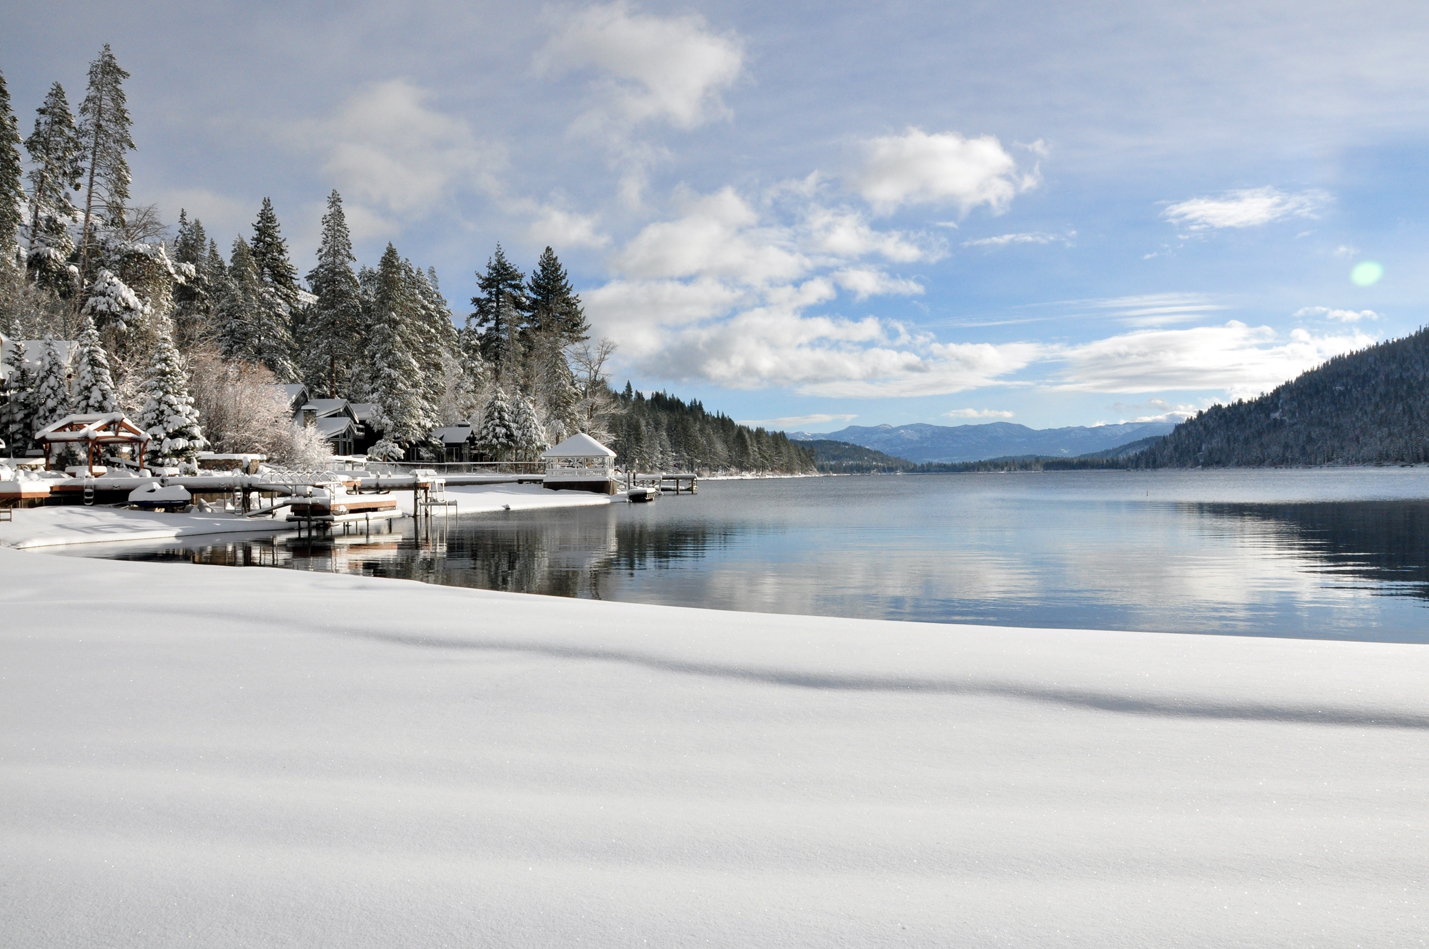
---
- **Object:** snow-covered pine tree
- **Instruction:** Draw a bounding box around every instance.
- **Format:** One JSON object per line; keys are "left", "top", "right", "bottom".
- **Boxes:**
{"left": 31, "top": 336, "right": 71, "bottom": 430}
{"left": 510, "top": 390, "right": 549, "bottom": 457}
{"left": 527, "top": 246, "right": 589, "bottom": 345}
{"left": 405, "top": 260, "right": 453, "bottom": 421}
{"left": 138, "top": 318, "right": 206, "bottom": 468}
{"left": 22, "top": 83, "right": 83, "bottom": 274}
{"left": 220, "top": 236, "right": 297, "bottom": 380}
{"left": 365, "top": 244, "right": 432, "bottom": 458}
{"left": 70, "top": 313, "right": 118, "bottom": 414}
{"left": 249, "top": 197, "right": 301, "bottom": 313}
{"left": 76, "top": 44, "right": 135, "bottom": 281}
{"left": 0, "top": 339, "right": 36, "bottom": 452}
{"left": 468, "top": 244, "right": 527, "bottom": 381}
{"left": 81, "top": 267, "right": 146, "bottom": 332}
{"left": 170, "top": 210, "right": 214, "bottom": 342}
{"left": 476, "top": 386, "right": 517, "bottom": 461}
{"left": 0, "top": 69, "right": 24, "bottom": 268}
{"left": 302, "top": 190, "right": 364, "bottom": 397}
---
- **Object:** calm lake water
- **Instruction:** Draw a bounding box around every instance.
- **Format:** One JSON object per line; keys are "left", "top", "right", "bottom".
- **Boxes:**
{"left": 62, "top": 468, "right": 1429, "bottom": 642}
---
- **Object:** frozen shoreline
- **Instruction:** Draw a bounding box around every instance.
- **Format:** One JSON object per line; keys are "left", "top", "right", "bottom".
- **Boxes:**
{"left": 2, "top": 547, "right": 1426, "bottom": 946}
{"left": 0, "top": 482, "right": 611, "bottom": 550}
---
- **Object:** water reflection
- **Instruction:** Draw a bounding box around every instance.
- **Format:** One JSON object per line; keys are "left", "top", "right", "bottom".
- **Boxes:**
{"left": 76, "top": 471, "right": 1429, "bottom": 642}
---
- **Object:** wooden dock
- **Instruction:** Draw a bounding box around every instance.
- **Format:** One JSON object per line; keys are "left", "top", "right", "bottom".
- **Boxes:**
{"left": 631, "top": 472, "right": 698, "bottom": 494}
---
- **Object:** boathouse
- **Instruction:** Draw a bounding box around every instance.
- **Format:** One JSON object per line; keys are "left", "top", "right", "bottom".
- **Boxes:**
{"left": 541, "top": 433, "right": 618, "bottom": 494}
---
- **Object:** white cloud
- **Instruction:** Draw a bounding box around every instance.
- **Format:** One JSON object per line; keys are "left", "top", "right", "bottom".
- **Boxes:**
{"left": 735, "top": 413, "right": 857, "bottom": 429}
{"left": 1163, "top": 187, "right": 1328, "bottom": 230}
{"left": 1054, "top": 322, "right": 1373, "bottom": 397}
{"left": 963, "top": 230, "right": 1074, "bottom": 248}
{"left": 802, "top": 206, "right": 935, "bottom": 263}
{"left": 1109, "top": 399, "right": 1203, "bottom": 423}
{"left": 832, "top": 268, "right": 923, "bottom": 300}
{"left": 944, "top": 408, "right": 1016, "bottom": 419}
{"left": 536, "top": 2, "right": 744, "bottom": 131}
{"left": 525, "top": 204, "right": 609, "bottom": 249}
{"left": 1081, "top": 293, "right": 1229, "bottom": 328}
{"left": 851, "top": 128, "right": 1039, "bottom": 215}
{"left": 304, "top": 79, "right": 500, "bottom": 231}
{"left": 1333, "top": 244, "right": 1359, "bottom": 259}
{"left": 1294, "top": 306, "right": 1379, "bottom": 323}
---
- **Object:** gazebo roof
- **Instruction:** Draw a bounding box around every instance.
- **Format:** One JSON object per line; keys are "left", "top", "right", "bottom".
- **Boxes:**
{"left": 541, "top": 432, "right": 616, "bottom": 459}
{"left": 35, "top": 413, "right": 149, "bottom": 444}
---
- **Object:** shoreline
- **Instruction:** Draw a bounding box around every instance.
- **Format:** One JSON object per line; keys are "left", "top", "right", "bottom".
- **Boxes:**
{"left": 2, "top": 548, "right": 1427, "bottom": 945}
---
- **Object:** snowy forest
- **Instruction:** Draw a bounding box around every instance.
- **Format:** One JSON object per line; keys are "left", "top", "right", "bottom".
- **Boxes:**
{"left": 1135, "top": 325, "right": 1429, "bottom": 467}
{"left": 0, "top": 48, "right": 813, "bottom": 475}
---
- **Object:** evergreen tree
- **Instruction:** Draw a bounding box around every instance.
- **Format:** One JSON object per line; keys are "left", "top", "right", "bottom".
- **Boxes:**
{"left": 365, "top": 243, "right": 432, "bottom": 457}
{"left": 468, "top": 244, "right": 527, "bottom": 379}
{"left": 31, "top": 336, "right": 71, "bottom": 430}
{"left": 527, "top": 246, "right": 589, "bottom": 344}
{"left": 0, "top": 69, "right": 23, "bottom": 267}
{"left": 22, "top": 82, "right": 83, "bottom": 268}
{"left": 510, "top": 390, "right": 549, "bottom": 455}
{"left": 249, "top": 198, "right": 300, "bottom": 310}
{"left": 0, "top": 339, "right": 36, "bottom": 452}
{"left": 303, "top": 190, "right": 363, "bottom": 397}
{"left": 80, "top": 267, "right": 147, "bottom": 332}
{"left": 138, "top": 318, "right": 206, "bottom": 467}
{"left": 171, "top": 210, "right": 214, "bottom": 341}
{"left": 76, "top": 44, "right": 135, "bottom": 279}
{"left": 220, "top": 236, "right": 297, "bottom": 380}
{"left": 476, "top": 386, "right": 517, "bottom": 460}
{"left": 69, "top": 313, "right": 117, "bottom": 414}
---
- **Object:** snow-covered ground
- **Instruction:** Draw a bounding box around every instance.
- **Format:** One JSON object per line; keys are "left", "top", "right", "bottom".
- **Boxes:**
{"left": 0, "top": 484, "right": 610, "bottom": 550}
{"left": 2, "top": 548, "right": 1425, "bottom": 946}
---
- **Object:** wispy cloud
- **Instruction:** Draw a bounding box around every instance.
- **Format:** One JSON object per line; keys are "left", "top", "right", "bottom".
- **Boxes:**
{"left": 1163, "top": 187, "right": 1328, "bottom": 231}
{"left": 735, "top": 413, "right": 856, "bottom": 429}
{"left": 944, "top": 408, "right": 1016, "bottom": 419}
{"left": 536, "top": 2, "right": 744, "bottom": 132}
{"left": 962, "top": 230, "right": 1074, "bottom": 248}
{"left": 1294, "top": 306, "right": 1379, "bottom": 323}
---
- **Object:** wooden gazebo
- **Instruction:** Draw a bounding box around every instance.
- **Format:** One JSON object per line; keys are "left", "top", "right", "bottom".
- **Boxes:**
{"left": 35, "top": 413, "right": 151, "bottom": 474}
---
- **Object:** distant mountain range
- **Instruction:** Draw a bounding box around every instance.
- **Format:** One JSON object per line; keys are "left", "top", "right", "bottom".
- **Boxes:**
{"left": 1139, "top": 326, "right": 1429, "bottom": 467}
{"left": 789, "top": 420, "right": 1176, "bottom": 464}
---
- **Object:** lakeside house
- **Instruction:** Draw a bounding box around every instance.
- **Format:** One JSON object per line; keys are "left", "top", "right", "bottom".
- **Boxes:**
{"left": 270, "top": 385, "right": 383, "bottom": 458}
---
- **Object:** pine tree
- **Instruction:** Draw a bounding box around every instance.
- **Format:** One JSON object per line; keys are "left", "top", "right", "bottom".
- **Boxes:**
{"left": 468, "top": 244, "right": 528, "bottom": 380}
{"left": 0, "top": 339, "right": 36, "bottom": 452}
{"left": 81, "top": 267, "right": 146, "bottom": 332}
{"left": 220, "top": 236, "right": 297, "bottom": 380}
{"left": 0, "top": 69, "right": 24, "bottom": 267}
{"left": 511, "top": 390, "right": 549, "bottom": 456}
{"left": 138, "top": 318, "right": 206, "bottom": 468}
{"left": 31, "top": 336, "right": 71, "bottom": 430}
{"left": 303, "top": 190, "right": 363, "bottom": 397}
{"left": 249, "top": 197, "right": 300, "bottom": 312}
{"left": 76, "top": 44, "right": 135, "bottom": 280}
{"left": 171, "top": 210, "right": 214, "bottom": 342}
{"left": 366, "top": 244, "right": 432, "bottom": 458}
{"left": 476, "top": 386, "right": 517, "bottom": 460}
{"left": 22, "top": 82, "right": 83, "bottom": 268}
{"left": 70, "top": 313, "right": 118, "bottom": 414}
{"left": 527, "top": 246, "right": 589, "bottom": 344}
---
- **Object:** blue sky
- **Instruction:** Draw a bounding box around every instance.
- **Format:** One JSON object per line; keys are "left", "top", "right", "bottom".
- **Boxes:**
{"left": 6, "top": 1, "right": 1428, "bottom": 431}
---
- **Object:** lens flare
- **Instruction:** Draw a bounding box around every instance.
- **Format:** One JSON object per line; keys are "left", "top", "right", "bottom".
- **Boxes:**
{"left": 1351, "top": 261, "right": 1384, "bottom": 286}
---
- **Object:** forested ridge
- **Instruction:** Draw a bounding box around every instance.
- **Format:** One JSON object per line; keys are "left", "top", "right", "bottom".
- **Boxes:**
{"left": 608, "top": 387, "right": 814, "bottom": 473}
{"left": 1138, "top": 327, "right": 1429, "bottom": 467}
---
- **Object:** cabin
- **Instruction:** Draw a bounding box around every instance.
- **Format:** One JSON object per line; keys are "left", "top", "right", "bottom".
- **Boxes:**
{"left": 298, "top": 399, "right": 361, "bottom": 456}
{"left": 431, "top": 424, "right": 475, "bottom": 462}
{"left": 541, "top": 433, "right": 618, "bottom": 494}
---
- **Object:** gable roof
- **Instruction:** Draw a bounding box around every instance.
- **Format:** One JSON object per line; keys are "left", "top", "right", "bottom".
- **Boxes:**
{"left": 541, "top": 432, "right": 616, "bottom": 458}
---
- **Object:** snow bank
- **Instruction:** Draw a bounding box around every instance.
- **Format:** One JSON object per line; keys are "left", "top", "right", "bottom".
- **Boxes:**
{"left": 0, "top": 505, "right": 293, "bottom": 549}
{"left": 1, "top": 548, "right": 1426, "bottom": 947}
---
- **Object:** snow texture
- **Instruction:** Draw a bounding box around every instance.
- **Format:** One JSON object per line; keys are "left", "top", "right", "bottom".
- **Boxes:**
{"left": 0, "top": 505, "right": 291, "bottom": 549}
{"left": 1, "top": 546, "right": 1427, "bottom": 947}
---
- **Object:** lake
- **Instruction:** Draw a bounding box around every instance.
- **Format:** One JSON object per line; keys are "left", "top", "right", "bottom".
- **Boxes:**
{"left": 60, "top": 468, "right": 1429, "bottom": 642}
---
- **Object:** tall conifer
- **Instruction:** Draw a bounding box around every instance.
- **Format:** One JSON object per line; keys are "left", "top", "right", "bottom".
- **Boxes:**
{"left": 76, "top": 44, "right": 135, "bottom": 280}
{"left": 249, "top": 197, "right": 300, "bottom": 311}
{"left": 0, "top": 69, "right": 24, "bottom": 266}
{"left": 468, "top": 244, "right": 527, "bottom": 380}
{"left": 23, "top": 83, "right": 83, "bottom": 263}
{"left": 527, "top": 246, "right": 588, "bottom": 344}
{"left": 70, "top": 313, "right": 118, "bottom": 414}
{"left": 138, "top": 318, "right": 206, "bottom": 467}
{"left": 303, "top": 190, "right": 363, "bottom": 397}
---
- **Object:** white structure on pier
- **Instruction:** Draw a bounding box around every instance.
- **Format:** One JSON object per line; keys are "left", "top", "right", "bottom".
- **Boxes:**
{"left": 541, "top": 433, "right": 618, "bottom": 494}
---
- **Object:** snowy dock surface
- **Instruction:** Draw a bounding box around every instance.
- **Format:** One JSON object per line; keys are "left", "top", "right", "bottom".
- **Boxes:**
{"left": 1, "top": 548, "right": 1426, "bottom": 947}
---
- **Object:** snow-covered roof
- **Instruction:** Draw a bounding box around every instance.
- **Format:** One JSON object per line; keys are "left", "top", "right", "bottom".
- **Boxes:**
{"left": 541, "top": 433, "right": 616, "bottom": 459}
{"left": 300, "top": 399, "right": 355, "bottom": 420}
{"left": 349, "top": 403, "right": 380, "bottom": 422}
{"left": 431, "top": 425, "right": 473, "bottom": 445}
{"left": 35, "top": 413, "right": 149, "bottom": 444}
{"left": 277, "top": 384, "right": 309, "bottom": 411}
{"left": 313, "top": 416, "right": 356, "bottom": 439}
